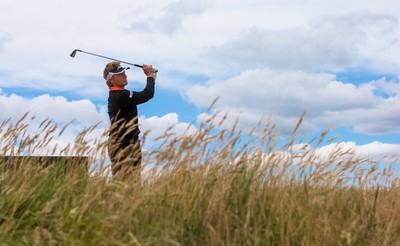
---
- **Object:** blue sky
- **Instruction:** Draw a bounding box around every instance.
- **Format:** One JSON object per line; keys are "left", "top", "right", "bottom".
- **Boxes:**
{"left": 0, "top": 0, "right": 399, "bottom": 161}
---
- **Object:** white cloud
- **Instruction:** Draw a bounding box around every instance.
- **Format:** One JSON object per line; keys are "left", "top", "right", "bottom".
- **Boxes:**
{"left": 0, "top": 1, "right": 399, "bottom": 96}
{"left": 126, "top": 0, "right": 212, "bottom": 35}
{"left": 269, "top": 140, "right": 399, "bottom": 168}
{"left": 208, "top": 13, "right": 400, "bottom": 73}
{"left": 187, "top": 69, "right": 400, "bottom": 135}
{"left": 0, "top": 93, "right": 107, "bottom": 126}
{"left": 0, "top": 32, "right": 11, "bottom": 51}
{"left": 245, "top": 141, "right": 399, "bottom": 184}
{"left": 0, "top": 91, "right": 110, "bottom": 156}
{"left": 303, "top": 141, "right": 400, "bottom": 162}
{"left": 139, "top": 113, "right": 197, "bottom": 142}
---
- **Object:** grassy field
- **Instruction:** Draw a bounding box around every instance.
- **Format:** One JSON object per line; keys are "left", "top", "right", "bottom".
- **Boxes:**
{"left": 0, "top": 113, "right": 399, "bottom": 245}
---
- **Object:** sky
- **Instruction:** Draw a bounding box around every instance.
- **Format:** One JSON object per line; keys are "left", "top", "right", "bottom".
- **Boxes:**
{"left": 0, "top": 0, "right": 399, "bottom": 162}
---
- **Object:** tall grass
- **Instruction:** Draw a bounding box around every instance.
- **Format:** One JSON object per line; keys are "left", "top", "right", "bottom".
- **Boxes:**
{"left": 0, "top": 112, "right": 399, "bottom": 245}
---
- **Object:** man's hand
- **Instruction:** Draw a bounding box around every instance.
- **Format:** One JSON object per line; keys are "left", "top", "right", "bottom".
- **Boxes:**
{"left": 143, "top": 64, "right": 157, "bottom": 79}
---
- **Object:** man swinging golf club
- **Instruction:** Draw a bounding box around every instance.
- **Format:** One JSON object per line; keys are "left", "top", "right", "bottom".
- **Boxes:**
{"left": 104, "top": 61, "right": 156, "bottom": 177}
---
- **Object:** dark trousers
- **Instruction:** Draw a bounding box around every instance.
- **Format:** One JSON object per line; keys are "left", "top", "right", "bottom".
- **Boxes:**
{"left": 108, "top": 137, "right": 142, "bottom": 177}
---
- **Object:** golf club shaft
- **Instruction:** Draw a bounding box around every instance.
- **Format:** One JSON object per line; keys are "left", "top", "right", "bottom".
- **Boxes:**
{"left": 71, "top": 49, "right": 158, "bottom": 72}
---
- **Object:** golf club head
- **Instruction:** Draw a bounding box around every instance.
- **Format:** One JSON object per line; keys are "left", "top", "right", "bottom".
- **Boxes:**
{"left": 70, "top": 49, "right": 80, "bottom": 58}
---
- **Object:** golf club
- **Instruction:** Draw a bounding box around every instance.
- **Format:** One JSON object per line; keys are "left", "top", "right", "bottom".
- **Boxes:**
{"left": 70, "top": 49, "right": 158, "bottom": 73}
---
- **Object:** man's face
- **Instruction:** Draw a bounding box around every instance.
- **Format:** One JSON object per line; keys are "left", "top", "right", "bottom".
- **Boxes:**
{"left": 111, "top": 72, "right": 128, "bottom": 87}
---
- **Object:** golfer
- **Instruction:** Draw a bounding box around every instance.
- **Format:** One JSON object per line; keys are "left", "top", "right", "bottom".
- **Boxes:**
{"left": 104, "top": 61, "right": 156, "bottom": 177}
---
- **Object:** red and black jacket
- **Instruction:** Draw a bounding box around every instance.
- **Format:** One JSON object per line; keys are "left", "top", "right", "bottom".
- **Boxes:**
{"left": 108, "top": 77, "right": 155, "bottom": 142}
